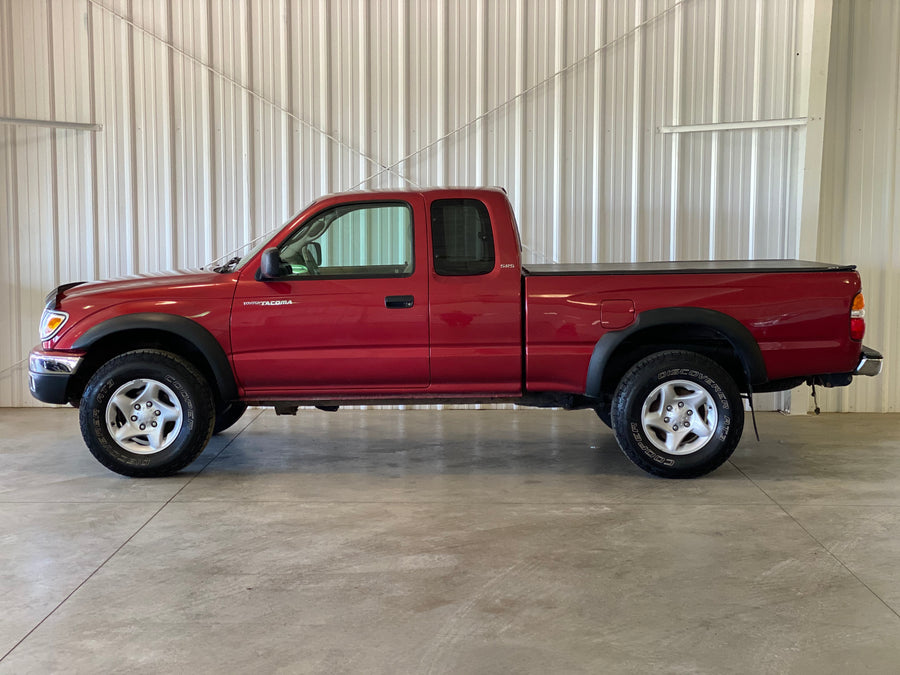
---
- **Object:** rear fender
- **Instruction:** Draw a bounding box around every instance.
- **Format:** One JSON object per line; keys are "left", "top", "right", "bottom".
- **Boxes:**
{"left": 584, "top": 307, "right": 767, "bottom": 397}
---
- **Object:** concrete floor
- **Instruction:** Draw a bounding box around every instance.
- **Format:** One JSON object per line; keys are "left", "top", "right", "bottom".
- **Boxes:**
{"left": 1, "top": 408, "right": 899, "bottom": 674}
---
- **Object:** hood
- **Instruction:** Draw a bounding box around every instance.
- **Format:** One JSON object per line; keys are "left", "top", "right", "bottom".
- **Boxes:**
{"left": 58, "top": 268, "right": 236, "bottom": 304}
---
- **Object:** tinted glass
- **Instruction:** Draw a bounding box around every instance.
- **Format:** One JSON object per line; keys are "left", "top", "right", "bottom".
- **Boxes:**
{"left": 430, "top": 199, "right": 495, "bottom": 276}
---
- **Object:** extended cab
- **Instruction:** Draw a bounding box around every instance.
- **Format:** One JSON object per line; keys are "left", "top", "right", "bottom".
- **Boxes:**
{"left": 29, "top": 188, "right": 883, "bottom": 478}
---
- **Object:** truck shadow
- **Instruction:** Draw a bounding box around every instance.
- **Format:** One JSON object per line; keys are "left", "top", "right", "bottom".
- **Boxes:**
{"left": 201, "top": 408, "right": 641, "bottom": 478}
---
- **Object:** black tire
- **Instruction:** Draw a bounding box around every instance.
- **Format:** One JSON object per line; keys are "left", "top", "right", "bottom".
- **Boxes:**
{"left": 213, "top": 401, "right": 248, "bottom": 434}
{"left": 594, "top": 402, "right": 612, "bottom": 428}
{"left": 610, "top": 350, "right": 744, "bottom": 478}
{"left": 79, "top": 349, "right": 215, "bottom": 477}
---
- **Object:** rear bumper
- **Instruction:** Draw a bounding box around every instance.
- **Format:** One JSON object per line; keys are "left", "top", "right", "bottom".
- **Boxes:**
{"left": 813, "top": 345, "right": 883, "bottom": 388}
{"left": 856, "top": 345, "right": 883, "bottom": 377}
{"left": 28, "top": 349, "right": 84, "bottom": 405}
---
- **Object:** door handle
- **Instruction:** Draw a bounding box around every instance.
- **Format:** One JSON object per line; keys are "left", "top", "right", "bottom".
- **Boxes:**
{"left": 385, "top": 295, "right": 415, "bottom": 309}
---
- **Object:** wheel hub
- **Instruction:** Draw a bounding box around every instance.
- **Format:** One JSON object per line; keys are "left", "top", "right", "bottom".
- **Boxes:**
{"left": 105, "top": 378, "right": 183, "bottom": 454}
{"left": 640, "top": 379, "right": 718, "bottom": 455}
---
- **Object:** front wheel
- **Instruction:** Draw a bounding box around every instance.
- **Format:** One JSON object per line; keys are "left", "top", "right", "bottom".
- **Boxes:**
{"left": 79, "top": 349, "right": 215, "bottom": 477}
{"left": 594, "top": 402, "right": 612, "bottom": 428}
{"left": 610, "top": 350, "right": 744, "bottom": 478}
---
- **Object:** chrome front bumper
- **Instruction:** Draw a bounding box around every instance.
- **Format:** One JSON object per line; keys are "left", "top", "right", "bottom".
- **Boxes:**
{"left": 29, "top": 352, "right": 83, "bottom": 375}
{"left": 28, "top": 349, "right": 84, "bottom": 404}
{"left": 856, "top": 346, "right": 883, "bottom": 377}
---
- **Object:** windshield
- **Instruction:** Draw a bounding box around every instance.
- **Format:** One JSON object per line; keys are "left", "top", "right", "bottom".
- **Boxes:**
{"left": 206, "top": 206, "right": 314, "bottom": 273}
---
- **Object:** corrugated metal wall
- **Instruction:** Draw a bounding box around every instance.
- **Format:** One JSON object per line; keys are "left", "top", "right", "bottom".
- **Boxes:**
{"left": 0, "top": 0, "right": 873, "bottom": 411}
{"left": 815, "top": 0, "right": 898, "bottom": 413}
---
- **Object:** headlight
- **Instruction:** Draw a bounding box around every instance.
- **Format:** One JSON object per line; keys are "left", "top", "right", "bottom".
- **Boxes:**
{"left": 39, "top": 309, "right": 69, "bottom": 340}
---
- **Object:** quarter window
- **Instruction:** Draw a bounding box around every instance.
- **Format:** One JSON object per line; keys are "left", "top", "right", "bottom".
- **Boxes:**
{"left": 430, "top": 199, "right": 495, "bottom": 276}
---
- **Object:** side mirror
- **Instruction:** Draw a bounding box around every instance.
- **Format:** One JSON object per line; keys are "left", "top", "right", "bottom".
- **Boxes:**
{"left": 306, "top": 242, "right": 322, "bottom": 266}
{"left": 259, "top": 248, "right": 283, "bottom": 280}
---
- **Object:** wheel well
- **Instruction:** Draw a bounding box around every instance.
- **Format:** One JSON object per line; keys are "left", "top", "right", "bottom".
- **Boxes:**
{"left": 67, "top": 329, "right": 225, "bottom": 406}
{"left": 597, "top": 324, "right": 750, "bottom": 399}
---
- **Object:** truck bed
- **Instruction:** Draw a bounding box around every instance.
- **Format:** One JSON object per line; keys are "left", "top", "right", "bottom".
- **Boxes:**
{"left": 523, "top": 260, "right": 856, "bottom": 276}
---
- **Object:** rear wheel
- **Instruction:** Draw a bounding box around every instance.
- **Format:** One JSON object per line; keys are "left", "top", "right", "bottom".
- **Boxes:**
{"left": 610, "top": 350, "right": 744, "bottom": 478}
{"left": 79, "top": 349, "right": 215, "bottom": 477}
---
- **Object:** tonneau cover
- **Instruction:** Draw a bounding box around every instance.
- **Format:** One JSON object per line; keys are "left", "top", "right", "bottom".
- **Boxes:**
{"left": 522, "top": 259, "right": 856, "bottom": 276}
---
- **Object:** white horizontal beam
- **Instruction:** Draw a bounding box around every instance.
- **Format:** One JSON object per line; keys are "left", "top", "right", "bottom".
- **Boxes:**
{"left": 659, "top": 117, "right": 807, "bottom": 134}
{"left": 0, "top": 116, "right": 102, "bottom": 132}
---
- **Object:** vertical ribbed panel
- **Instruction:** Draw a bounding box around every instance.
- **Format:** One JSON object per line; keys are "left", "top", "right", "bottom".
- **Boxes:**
{"left": 817, "top": 0, "right": 899, "bottom": 413}
{"left": 2, "top": 0, "right": 887, "bottom": 413}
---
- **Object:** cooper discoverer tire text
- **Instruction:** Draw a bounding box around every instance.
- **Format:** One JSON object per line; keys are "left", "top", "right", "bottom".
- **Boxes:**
{"left": 610, "top": 350, "right": 744, "bottom": 478}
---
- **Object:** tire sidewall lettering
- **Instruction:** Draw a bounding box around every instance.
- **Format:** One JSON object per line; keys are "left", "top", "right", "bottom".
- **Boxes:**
{"left": 612, "top": 350, "right": 745, "bottom": 477}
{"left": 630, "top": 421, "right": 676, "bottom": 467}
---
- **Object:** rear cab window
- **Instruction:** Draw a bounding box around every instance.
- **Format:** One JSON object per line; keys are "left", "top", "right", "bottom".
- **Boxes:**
{"left": 430, "top": 199, "right": 495, "bottom": 276}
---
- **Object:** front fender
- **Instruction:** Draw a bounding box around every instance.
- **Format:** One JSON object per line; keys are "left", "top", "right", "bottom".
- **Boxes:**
{"left": 71, "top": 313, "right": 238, "bottom": 401}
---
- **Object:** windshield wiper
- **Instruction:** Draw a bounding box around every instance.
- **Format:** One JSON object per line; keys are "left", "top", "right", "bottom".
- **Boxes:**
{"left": 212, "top": 256, "right": 241, "bottom": 273}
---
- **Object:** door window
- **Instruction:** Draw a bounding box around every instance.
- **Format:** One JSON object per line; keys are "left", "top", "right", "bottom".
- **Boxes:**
{"left": 278, "top": 202, "right": 413, "bottom": 278}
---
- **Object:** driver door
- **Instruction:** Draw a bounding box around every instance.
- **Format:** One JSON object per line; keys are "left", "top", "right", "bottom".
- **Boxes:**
{"left": 230, "top": 198, "right": 429, "bottom": 397}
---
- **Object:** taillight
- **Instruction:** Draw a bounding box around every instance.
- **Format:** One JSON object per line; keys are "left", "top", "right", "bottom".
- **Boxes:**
{"left": 850, "top": 293, "right": 865, "bottom": 341}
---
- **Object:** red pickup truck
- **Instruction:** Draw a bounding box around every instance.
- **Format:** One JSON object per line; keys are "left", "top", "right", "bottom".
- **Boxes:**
{"left": 29, "top": 188, "right": 882, "bottom": 479}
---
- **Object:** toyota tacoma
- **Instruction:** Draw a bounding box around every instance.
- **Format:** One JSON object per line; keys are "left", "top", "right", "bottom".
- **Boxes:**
{"left": 29, "top": 188, "right": 883, "bottom": 478}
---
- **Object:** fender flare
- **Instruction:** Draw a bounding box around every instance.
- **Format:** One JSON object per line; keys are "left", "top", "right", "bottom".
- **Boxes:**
{"left": 584, "top": 307, "right": 768, "bottom": 397}
{"left": 71, "top": 313, "right": 238, "bottom": 401}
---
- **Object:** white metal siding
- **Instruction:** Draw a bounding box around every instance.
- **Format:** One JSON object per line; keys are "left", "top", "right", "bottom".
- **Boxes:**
{"left": 815, "top": 0, "right": 899, "bottom": 412}
{"left": 0, "top": 0, "right": 871, "bottom": 411}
